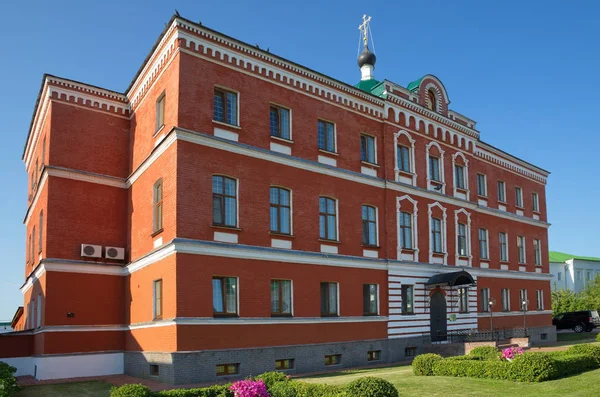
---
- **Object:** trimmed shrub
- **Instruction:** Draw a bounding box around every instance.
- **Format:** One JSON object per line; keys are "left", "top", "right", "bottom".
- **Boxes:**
{"left": 156, "top": 385, "right": 233, "bottom": 397}
{"left": 255, "top": 371, "right": 289, "bottom": 390}
{"left": 567, "top": 344, "right": 600, "bottom": 366}
{"left": 110, "top": 384, "right": 152, "bottom": 397}
{"left": 0, "top": 362, "right": 20, "bottom": 397}
{"left": 412, "top": 353, "right": 443, "bottom": 376}
{"left": 346, "top": 377, "right": 398, "bottom": 397}
{"left": 597, "top": 333, "right": 600, "bottom": 343}
{"left": 508, "top": 353, "right": 557, "bottom": 382}
{"left": 469, "top": 346, "right": 500, "bottom": 361}
{"left": 432, "top": 359, "right": 510, "bottom": 380}
{"left": 552, "top": 353, "right": 597, "bottom": 378}
{"left": 268, "top": 380, "right": 345, "bottom": 397}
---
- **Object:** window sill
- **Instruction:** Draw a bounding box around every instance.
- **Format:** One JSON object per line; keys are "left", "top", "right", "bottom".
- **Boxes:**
{"left": 498, "top": 200, "right": 508, "bottom": 205}
{"left": 397, "top": 170, "right": 414, "bottom": 177}
{"left": 321, "top": 314, "right": 340, "bottom": 318}
{"left": 362, "top": 244, "right": 380, "bottom": 249}
{"left": 361, "top": 161, "right": 379, "bottom": 168}
{"left": 319, "top": 238, "right": 341, "bottom": 244}
{"left": 432, "top": 251, "right": 446, "bottom": 256}
{"left": 458, "top": 255, "right": 470, "bottom": 260}
{"left": 151, "top": 229, "right": 164, "bottom": 238}
{"left": 499, "top": 261, "right": 510, "bottom": 264}
{"left": 401, "top": 248, "right": 416, "bottom": 252}
{"left": 363, "top": 313, "right": 379, "bottom": 316}
{"left": 318, "top": 149, "right": 338, "bottom": 156}
{"left": 153, "top": 316, "right": 163, "bottom": 321}
{"left": 213, "top": 120, "right": 241, "bottom": 130}
{"left": 153, "top": 124, "right": 165, "bottom": 137}
{"left": 533, "top": 210, "right": 541, "bottom": 215}
{"left": 515, "top": 205, "right": 525, "bottom": 210}
{"left": 270, "top": 232, "right": 294, "bottom": 238}
{"left": 270, "top": 135, "right": 293, "bottom": 144}
{"left": 271, "top": 313, "right": 293, "bottom": 318}
{"left": 213, "top": 314, "right": 239, "bottom": 318}
{"left": 477, "top": 195, "right": 488, "bottom": 200}
{"left": 211, "top": 225, "right": 242, "bottom": 232}
{"left": 456, "top": 187, "right": 468, "bottom": 193}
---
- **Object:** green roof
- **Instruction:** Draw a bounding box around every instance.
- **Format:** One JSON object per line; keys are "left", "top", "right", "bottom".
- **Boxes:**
{"left": 354, "top": 78, "right": 381, "bottom": 93}
{"left": 549, "top": 251, "right": 600, "bottom": 263}
{"left": 407, "top": 77, "right": 424, "bottom": 92}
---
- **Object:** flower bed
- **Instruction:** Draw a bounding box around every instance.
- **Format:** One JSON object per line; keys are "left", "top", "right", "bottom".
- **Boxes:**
{"left": 412, "top": 343, "right": 600, "bottom": 383}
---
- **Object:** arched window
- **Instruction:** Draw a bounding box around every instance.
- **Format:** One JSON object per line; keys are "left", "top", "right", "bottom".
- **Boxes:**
{"left": 427, "top": 90, "right": 437, "bottom": 111}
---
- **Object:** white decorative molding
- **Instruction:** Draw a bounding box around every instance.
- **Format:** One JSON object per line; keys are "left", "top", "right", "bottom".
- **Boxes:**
{"left": 214, "top": 231, "right": 239, "bottom": 244}
{"left": 501, "top": 264, "right": 509, "bottom": 271}
{"left": 270, "top": 142, "right": 292, "bottom": 155}
{"left": 153, "top": 237, "right": 163, "bottom": 248}
{"left": 393, "top": 130, "right": 417, "bottom": 186}
{"left": 214, "top": 127, "right": 239, "bottom": 142}
{"left": 475, "top": 146, "right": 548, "bottom": 183}
{"left": 428, "top": 202, "right": 448, "bottom": 265}
{"left": 363, "top": 249, "right": 378, "bottom": 258}
{"left": 451, "top": 151, "right": 470, "bottom": 200}
{"left": 320, "top": 244, "right": 338, "bottom": 254}
{"left": 396, "top": 195, "right": 419, "bottom": 262}
{"left": 425, "top": 141, "right": 445, "bottom": 194}
{"left": 360, "top": 166, "right": 377, "bottom": 177}
{"left": 271, "top": 238, "right": 292, "bottom": 249}
{"left": 423, "top": 81, "right": 445, "bottom": 114}
{"left": 317, "top": 155, "right": 337, "bottom": 167}
{"left": 454, "top": 208, "right": 472, "bottom": 267}
{"left": 477, "top": 198, "right": 488, "bottom": 207}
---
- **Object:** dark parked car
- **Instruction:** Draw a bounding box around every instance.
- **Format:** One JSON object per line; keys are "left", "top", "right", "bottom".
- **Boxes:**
{"left": 552, "top": 310, "right": 600, "bottom": 333}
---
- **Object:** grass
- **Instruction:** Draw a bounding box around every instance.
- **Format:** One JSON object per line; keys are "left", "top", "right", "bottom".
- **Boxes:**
{"left": 301, "top": 364, "right": 600, "bottom": 397}
{"left": 557, "top": 332, "right": 598, "bottom": 343}
{"left": 17, "top": 381, "right": 112, "bottom": 397}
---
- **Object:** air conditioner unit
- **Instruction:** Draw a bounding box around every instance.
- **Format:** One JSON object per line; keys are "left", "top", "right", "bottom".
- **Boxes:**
{"left": 105, "top": 246, "right": 125, "bottom": 260}
{"left": 81, "top": 244, "right": 102, "bottom": 258}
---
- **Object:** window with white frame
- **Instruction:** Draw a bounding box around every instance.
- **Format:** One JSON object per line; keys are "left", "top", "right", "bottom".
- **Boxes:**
{"left": 156, "top": 93, "right": 165, "bottom": 132}
{"left": 214, "top": 87, "right": 238, "bottom": 126}
{"left": 577, "top": 270, "right": 582, "bottom": 281}
{"left": 212, "top": 176, "right": 237, "bottom": 227}
{"left": 429, "top": 156, "right": 441, "bottom": 182}
{"left": 457, "top": 223, "right": 468, "bottom": 256}
{"left": 517, "top": 236, "right": 526, "bottom": 264}
{"left": 362, "top": 205, "right": 377, "bottom": 246}
{"left": 318, "top": 120, "right": 336, "bottom": 153}
{"left": 270, "top": 105, "right": 291, "bottom": 140}
{"left": 363, "top": 284, "right": 378, "bottom": 315}
{"left": 213, "top": 276, "right": 238, "bottom": 316}
{"left": 454, "top": 164, "right": 466, "bottom": 190}
{"left": 431, "top": 217, "right": 443, "bottom": 253}
{"left": 479, "top": 228, "right": 489, "bottom": 260}
{"left": 499, "top": 232, "right": 508, "bottom": 262}
{"left": 401, "top": 285, "right": 414, "bottom": 314}
{"left": 515, "top": 187, "right": 523, "bottom": 208}
{"left": 397, "top": 145, "right": 411, "bottom": 173}
{"left": 270, "top": 187, "right": 291, "bottom": 235}
{"left": 319, "top": 197, "right": 337, "bottom": 241}
{"left": 532, "top": 193, "right": 540, "bottom": 212}
{"left": 497, "top": 181, "right": 506, "bottom": 203}
{"left": 360, "top": 134, "right": 376, "bottom": 164}
{"left": 458, "top": 287, "right": 469, "bottom": 313}
{"left": 153, "top": 279, "right": 163, "bottom": 320}
{"left": 481, "top": 288, "right": 490, "bottom": 312}
{"left": 477, "top": 174, "right": 487, "bottom": 196}
{"left": 586, "top": 271, "right": 593, "bottom": 282}
{"left": 534, "top": 239, "right": 542, "bottom": 266}
{"left": 320, "top": 282, "right": 338, "bottom": 316}
{"left": 536, "top": 290, "right": 544, "bottom": 310}
{"left": 271, "top": 279, "right": 292, "bottom": 316}
{"left": 519, "top": 289, "right": 528, "bottom": 310}
{"left": 501, "top": 288, "right": 510, "bottom": 311}
{"left": 399, "top": 211, "right": 413, "bottom": 249}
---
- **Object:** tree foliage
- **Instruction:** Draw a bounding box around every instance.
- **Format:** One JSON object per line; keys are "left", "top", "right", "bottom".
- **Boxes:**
{"left": 552, "top": 275, "right": 600, "bottom": 315}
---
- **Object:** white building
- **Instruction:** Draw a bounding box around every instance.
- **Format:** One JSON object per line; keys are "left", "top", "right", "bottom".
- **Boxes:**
{"left": 550, "top": 251, "right": 600, "bottom": 293}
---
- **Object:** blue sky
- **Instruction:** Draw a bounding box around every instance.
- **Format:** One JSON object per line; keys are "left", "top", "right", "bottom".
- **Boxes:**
{"left": 0, "top": 0, "right": 598, "bottom": 320}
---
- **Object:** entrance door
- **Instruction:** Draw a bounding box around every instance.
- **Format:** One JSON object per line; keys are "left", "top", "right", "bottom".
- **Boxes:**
{"left": 430, "top": 290, "right": 447, "bottom": 342}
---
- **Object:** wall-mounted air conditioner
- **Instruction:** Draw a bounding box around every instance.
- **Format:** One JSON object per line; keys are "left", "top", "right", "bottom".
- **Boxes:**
{"left": 81, "top": 244, "right": 102, "bottom": 258}
{"left": 105, "top": 246, "right": 125, "bottom": 260}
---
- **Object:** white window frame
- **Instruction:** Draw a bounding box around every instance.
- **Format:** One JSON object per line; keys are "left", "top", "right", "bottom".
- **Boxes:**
{"left": 361, "top": 204, "right": 379, "bottom": 246}
{"left": 397, "top": 195, "right": 419, "bottom": 261}
{"left": 271, "top": 279, "right": 294, "bottom": 316}
{"left": 499, "top": 232, "right": 509, "bottom": 262}
{"left": 155, "top": 92, "right": 165, "bottom": 133}
{"left": 269, "top": 102, "right": 293, "bottom": 141}
{"left": 360, "top": 133, "right": 377, "bottom": 165}
{"left": 501, "top": 288, "right": 510, "bottom": 311}
{"left": 152, "top": 279, "right": 163, "bottom": 319}
{"left": 212, "top": 175, "right": 240, "bottom": 228}
{"left": 517, "top": 236, "right": 526, "bottom": 264}
{"left": 451, "top": 152, "right": 470, "bottom": 199}
{"left": 319, "top": 196, "right": 339, "bottom": 242}
{"left": 426, "top": 142, "right": 445, "bottom": 194}
{"left": 532, "top": 193, "right": 540, "bottom": 212}
{"left": 477, "top": 173, "right": 487, "bottom": 197}
{"left": 536, "top": 290, "right": 544, "bottom": 310}
{"left": 454, "top": 208, "right": 472, "bottom": 266}
{"left": 213, "top": 85, "right": 241, "bottom": 127}
{"left": 270, "top": 185, "right": 293, "bottom": 235}
{"left": 497, "top": 181, "right": 506, "bottom": 203}
{"left": 478, "top": 228, "right": 489, "bottom": 260}
{"left": 515, "top": 187, "right": 523, "bottom": 208}
{"left": 317, "top": 118, "right": 337, "bottom": 153}
{"left": 519, "top": 289, "right": 528, "bottom": 311}
{"left": 428, "top": 202, "right": 448, "bottom": 264}
{"left": 394, "top": 131, "right": 416, "bottom": 186}
{"left": 481, "top": 287, "right": 490, "bottom": 312}
{"left": 534, "top": 239, "right": 542, "bottom": 266}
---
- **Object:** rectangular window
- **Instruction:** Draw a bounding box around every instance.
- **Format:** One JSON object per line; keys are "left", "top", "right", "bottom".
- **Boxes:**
{"left": 458, "top": 287, "right": 469, "bottom": 313}
{"left": 213, "top": 277, "right": 238, "bottom": 316}
{"left": 479, "top": 228, "right": 489, "bottom": 259}
{"left": 31, "top": 227, "right": 35, "bottom": 261}
{"left": 275, "top": 359, "right": 294, "bottom": 370}
{"left": 455, "top": 165, "right": 465, "bottom": 189}
{"left": 519, "top": 289, "right": 528, "bottom": 310}
{"left": 319, "top": 197, "right": 337, "bottom": 241}
{"left": 363, "top": 284, "right": 378, "bottom": 315}
{"left": 405, "top": 347, "right": 417, "bottom": 357}
{"left": 153, "top": 179, "right": 163, "bottom": 233}
{"left": 457, "top": 223, "right": 468, "bottom": 256}
{"left": 497, "top": 181, "right": 506, "bottom": 202}
{"left": 271, "top": 280, "right": 292, "bottom": 316}
{"left": 431, "top": 217, "right": 443, "bottom": 253}
{"left": 429, "top": 156, "right": 441, "bottom": 182}
{"left": 150, "top": 364, "right": 159, "bottom": 377}
{"left": 517, "top": 236, "right": 526, "bottom": 264}
{"left": 577, "top": 270, "right": 582, "bottom": 281}
{"left": 499, "top": 232, "right": 508, "bottom": 262}
{"left": 501, "top": 288, "right": 510, "bottom": 311}
{"left": 214, "top": 88, "right": 238, "bottom": 125}
{"left": 536, "top": 290, "right": 544, "bottom": 310}
{"left": 216, "top": 363, "right": 239, "bottom": 376}
{"left": 397, "top": 145, "right": 411, "bottom": 172}
{"left": 270, "top": 187, "right": 291, "bottom": 234}
{"left": 481, "top": 288, "right": 490, "bottom": 312}
{"left": 320, "top": 282, "right": 338, "bottom": 316}
{"left": 515, "top": 187, "right": 523, "bottom": 207}
{"left": 212, "top": 176, "right": 237, "bottom": 227}
{"left": 558, "top": 272, "right": 562, "bottom": 281}
{"left": 586, "top": 271, "right": 593, "bottom": 281}
{"left": 399, "top": 211, "right": 413, "bottom": 249}
{"left": 270, "top": 105, "right": 290, "bottom": 139}
{"left": 324, "top": 354, "right": 341, "bottom": 366}
{"left": 38, "top": 211, "right": 43, "bottom": 254}
{"left": 532, "top": 193, "right": 540, "bottom": 212}
{"left": 153, "top": 279, "right": 163, "bottom": 319}
{"left": 477, "top": 174, "right": 487, "bottom": 196}
{"left": 362, "top": 205, "right": 377, "bottom": 246}
{"left": 41, "top": 137, "right": 46, "bottom": 168}
{"left": 360, "top": 134, "right": 376, "bottom": 164}
{"left": 367, "top": 350, "right": 381, "bottom": 361}
{"left": 534, "top": 239, "right": 542, "bottom": 266}
{"left": 401, "top": 285, "right": 414, "bottom": 314}
{"left": 317, "top": 120, "right": 335, "bottom": 152}
{"left": 155, "top": 93, "right": 165, "bottom": 132}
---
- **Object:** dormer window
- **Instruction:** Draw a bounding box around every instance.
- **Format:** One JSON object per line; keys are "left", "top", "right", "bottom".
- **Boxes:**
{"left": 427, "top": 90, "right": 437, "bottom": 111}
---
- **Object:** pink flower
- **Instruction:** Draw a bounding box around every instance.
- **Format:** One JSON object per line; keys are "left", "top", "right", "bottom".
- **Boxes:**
{"left": 229, "top": 379, "right": 270, "bottom": 397}
{"left": 502, "top": 347, "right": 524, "bottom": 360}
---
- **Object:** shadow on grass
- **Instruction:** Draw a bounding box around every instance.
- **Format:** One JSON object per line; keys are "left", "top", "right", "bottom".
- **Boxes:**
{"left": 18, "top": 380, "right": 112, "bottom": 397}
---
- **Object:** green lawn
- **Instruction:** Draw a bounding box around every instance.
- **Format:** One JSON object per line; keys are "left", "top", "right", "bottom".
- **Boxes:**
{"left": 302, "top": 364, "right": 600, "bottom": 397}
{"left": 18, "top": 381, "right": 112, "bottom": 397}
{"left": 556, "top": 332, "right": 598, "bottom": 343}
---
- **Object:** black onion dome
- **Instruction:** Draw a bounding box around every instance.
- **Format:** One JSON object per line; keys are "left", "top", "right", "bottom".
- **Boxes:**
{"left": 357, "top": 45, "right": 376, "bottom": 68}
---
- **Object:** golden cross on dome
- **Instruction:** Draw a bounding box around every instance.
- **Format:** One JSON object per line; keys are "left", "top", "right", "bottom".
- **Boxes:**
{"left": 358, "top": 14, "right": 372, "bottom": 47}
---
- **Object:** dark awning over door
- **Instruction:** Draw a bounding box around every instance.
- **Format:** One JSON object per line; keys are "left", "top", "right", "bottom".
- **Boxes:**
{"left": 425, "top": 270, "right": 475, "bottom": 288}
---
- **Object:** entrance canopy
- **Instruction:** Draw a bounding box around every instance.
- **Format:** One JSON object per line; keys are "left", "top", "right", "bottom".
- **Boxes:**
{"left": 425, "top": 270, "right": 474, "bottom": 288}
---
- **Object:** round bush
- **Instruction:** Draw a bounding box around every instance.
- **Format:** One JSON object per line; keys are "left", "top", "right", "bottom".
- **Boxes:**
{"left": 110, "top": 384, "right": 152, "bottom": 397}
{"left": 346, "top": 377, "right": 398, "bottom": 397}
{"left": 469, "top": 346, "right": 500, "bottom": 360}
{"left": 255, "top": 371, "right": 289, "bottom": 389}
{"left": 509, "top": 353, "right": 557, "bottom": 382}
{"left": 412, "top": 353, "right": 443, "bottom": 376}
{"left": 567, "top": 344, "right": 600, "bottom": 366}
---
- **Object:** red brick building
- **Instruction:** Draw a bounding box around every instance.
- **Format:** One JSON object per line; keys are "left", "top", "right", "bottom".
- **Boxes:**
{"left": 0, "top": 15, "right": 553, "bottom": 383}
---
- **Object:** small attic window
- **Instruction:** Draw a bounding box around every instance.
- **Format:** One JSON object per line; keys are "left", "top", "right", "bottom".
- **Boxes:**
{"left": 427, "top": 90, "right": 437, "bottom": 112}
